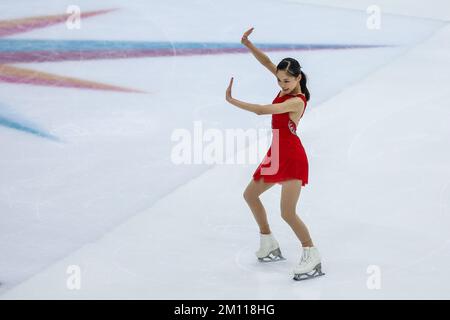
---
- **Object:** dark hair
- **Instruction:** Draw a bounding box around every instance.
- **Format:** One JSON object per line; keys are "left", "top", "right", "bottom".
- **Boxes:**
{"left": 276, "top": 58, "right": 310, "bottom": 101}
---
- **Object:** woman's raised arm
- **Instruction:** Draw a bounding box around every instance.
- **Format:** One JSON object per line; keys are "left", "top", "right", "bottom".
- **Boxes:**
{"left": 241, "top": 27, "right": 277, "bottom": 76}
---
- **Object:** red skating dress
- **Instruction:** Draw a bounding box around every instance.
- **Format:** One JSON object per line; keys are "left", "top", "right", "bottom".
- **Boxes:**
{"left": 252, "top": 90, "right": 309, "bottom": 186}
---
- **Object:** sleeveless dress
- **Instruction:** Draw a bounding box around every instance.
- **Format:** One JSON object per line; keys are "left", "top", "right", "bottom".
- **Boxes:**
{"left": 252, "top": 90, "right": 309, "bottom": 186}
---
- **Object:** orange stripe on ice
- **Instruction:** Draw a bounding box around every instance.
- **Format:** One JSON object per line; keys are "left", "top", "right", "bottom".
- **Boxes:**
{"left": 0, "top": 65, "right": 144, "bottom": 93}
{"left": 0, "top": 9, "right": 118, "bottom": 37}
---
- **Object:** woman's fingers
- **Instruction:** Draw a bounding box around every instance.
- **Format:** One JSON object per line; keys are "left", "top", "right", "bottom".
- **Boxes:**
{"left": 227, "top": 77, "right": 233, "bottom": 88}
{"left": 226, "top": 77, "right": 233, "bottom": 101}
{"left": 242, "top": 27, "right": 254, "bottom": 41}
{"left": 245, "top": 27, "right": 254, "bottom": 36}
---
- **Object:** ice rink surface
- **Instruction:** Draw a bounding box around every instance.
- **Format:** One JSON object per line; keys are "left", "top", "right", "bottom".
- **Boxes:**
{"left": 0, "top": 0, "right": 449, "bottom": 299}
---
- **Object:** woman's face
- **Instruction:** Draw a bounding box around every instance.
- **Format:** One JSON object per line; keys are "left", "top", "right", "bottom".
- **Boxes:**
{"left": 276, "top": 70, "right": 300, "bottom": 93}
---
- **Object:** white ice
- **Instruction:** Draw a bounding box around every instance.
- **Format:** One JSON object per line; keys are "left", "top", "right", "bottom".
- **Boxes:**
{"left": 0, "top": 0, "right": 449, "bottom": 299}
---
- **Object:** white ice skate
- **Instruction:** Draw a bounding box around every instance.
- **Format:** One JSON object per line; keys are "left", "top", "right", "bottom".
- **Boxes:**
{"left": 255, "top": 233, "right": 285, "bottom": 262}
{"left": 292, "top": 246, "right": 325, "bottom": 281}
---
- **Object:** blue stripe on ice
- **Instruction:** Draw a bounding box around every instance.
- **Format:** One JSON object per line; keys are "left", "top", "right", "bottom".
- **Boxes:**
{"left": 0, "top": 39, "right": 390, "bottom": 52}
{"left": 0, "top": 112, "right": 59, "bottom": 141}
{"left": 0, "top": 116, "right": 59, "bottom": 141}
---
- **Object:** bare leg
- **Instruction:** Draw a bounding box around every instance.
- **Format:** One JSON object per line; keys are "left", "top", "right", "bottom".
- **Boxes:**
{"left": 243, "top": 178, "right": 276, "bottom": 234}
{"left": 280, "top": 179, "right": 314, "bottom": 247}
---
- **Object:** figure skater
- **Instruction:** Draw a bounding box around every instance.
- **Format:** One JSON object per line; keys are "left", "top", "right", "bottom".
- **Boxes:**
{"left": 225, "top": 27, "right": 324, "bottom": 281}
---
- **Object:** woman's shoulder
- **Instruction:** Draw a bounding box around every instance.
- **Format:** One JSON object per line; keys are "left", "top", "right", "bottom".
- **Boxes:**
{"left": 282, "top": 92, "right": 307, "bottom": 104}
{"left": 291, "top": 93, "right": 307, "bottom": 106}
{"left": 273, "top": 91, "right": 307, "bottom": 106}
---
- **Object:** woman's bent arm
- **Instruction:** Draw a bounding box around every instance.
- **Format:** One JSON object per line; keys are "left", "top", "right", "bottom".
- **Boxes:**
{"left": 245, "top": 41, "right": 272, "bottom": 66}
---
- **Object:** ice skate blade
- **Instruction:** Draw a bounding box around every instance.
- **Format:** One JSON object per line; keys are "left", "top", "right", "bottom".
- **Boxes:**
{"left": 293, "top": 263, "right": 325, "bottom": 281}
{"left": 257, "top": 248, "right": 286, "bottom": 263}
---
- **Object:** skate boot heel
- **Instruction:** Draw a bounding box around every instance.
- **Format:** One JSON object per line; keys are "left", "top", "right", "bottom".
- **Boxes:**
{"left": 255, "top": 233, "right": 286, "bottom": 262}
{"left": 270, "top": 248, "right": 286, "bottom": 261}
{"left": 257, "top": 247, "right": 286, "bottom": 262}
{"left": 293, "top": 263, "right": 326, "bottom": 281}
{"left": 315, "top": 263, "right": 325, "bottom": 276}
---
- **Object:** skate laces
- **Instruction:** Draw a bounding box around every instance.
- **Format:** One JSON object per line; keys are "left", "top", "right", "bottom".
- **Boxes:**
{"left": 300, "top": 248, "right": 311, "bottom": 265}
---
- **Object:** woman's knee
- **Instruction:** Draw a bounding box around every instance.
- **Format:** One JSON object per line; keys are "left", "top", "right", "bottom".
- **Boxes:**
{"left": 281, "top": 210, "right": 296, "bottom": 222}
{"left": 243, "top": 188, "right": 257, "bottom": 202}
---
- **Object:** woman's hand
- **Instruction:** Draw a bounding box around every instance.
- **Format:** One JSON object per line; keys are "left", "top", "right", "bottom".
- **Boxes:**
{"left": 225, "top": 78, "right": 260, "bottom": 114}
{"left": 225, "top": 77, "right": 234, "bottom": 103}
{"left": 241, "top": 27, "right": 254, "bottom": 47}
